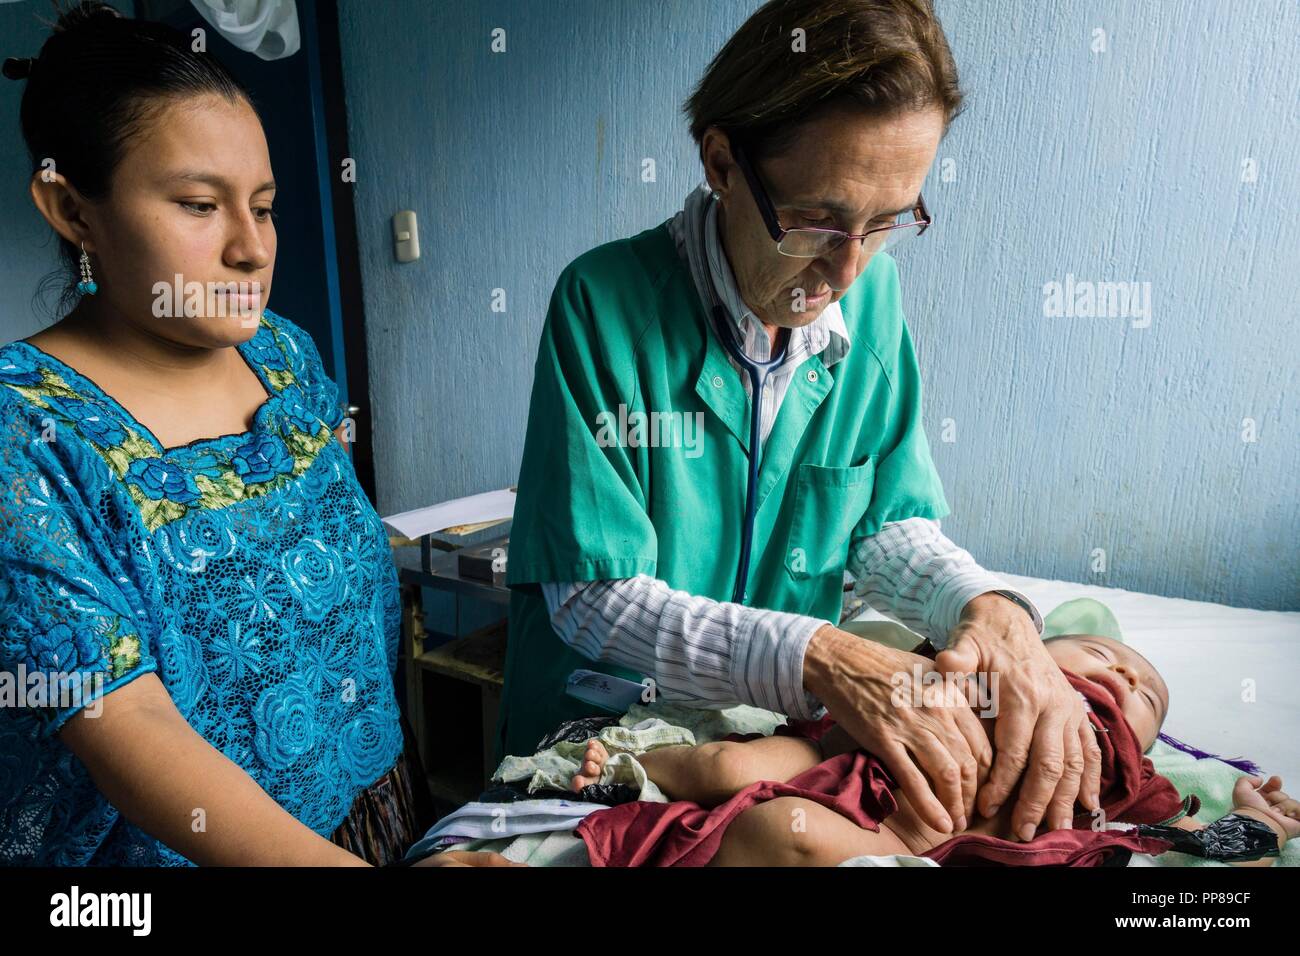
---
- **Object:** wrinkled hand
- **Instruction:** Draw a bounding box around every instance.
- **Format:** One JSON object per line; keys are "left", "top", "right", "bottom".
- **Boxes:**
{"left": 411, "top": 850, "right": 527, "bottom": 867}
{"left": 936, "top": 593, "right": 1101, "bottom": 841}
{"left": 805, "top": 624, "right": 991, "bottom": 834}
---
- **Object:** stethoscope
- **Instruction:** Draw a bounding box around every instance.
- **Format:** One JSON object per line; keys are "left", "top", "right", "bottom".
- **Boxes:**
{"left": 700, "top": 203, "right": 789, "bottom": 604}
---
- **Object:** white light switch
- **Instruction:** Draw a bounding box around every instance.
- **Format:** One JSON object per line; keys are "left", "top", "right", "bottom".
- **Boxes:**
{"left": 393, "top": 210, "right": 419, "bottom": 263}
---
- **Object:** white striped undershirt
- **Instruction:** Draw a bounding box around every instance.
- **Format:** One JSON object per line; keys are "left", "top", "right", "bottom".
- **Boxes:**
{"left": 539, "top": 307, "right": 1041, "bottom": 720}
{"left": 536, "top": 193, "right": 1042, "bottom": 721}
{"left": 542, "top": 517, "right": 1041, "bottom": 722}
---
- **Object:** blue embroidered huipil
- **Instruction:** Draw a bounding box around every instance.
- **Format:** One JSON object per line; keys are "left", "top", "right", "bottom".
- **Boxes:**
{"left": 0, "top": 309, "right": 403, "bottom": 865}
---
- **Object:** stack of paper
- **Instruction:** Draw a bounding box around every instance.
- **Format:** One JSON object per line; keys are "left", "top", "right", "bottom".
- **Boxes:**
{"left": 381, "top": 488, "right": 516, "bottom": 539}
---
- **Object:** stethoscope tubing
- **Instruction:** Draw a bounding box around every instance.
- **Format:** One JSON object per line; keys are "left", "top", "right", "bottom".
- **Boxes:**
{"left": 705, "top": 292, "right": 788, "bottom": 604}
{"left": 699, "top": 196, "right": 789, "bottom": 604}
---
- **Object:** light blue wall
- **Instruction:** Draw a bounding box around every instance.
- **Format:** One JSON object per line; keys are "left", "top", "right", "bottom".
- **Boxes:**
{"left": 337, "top": 0, "right": 1299, "bottom": 611}
{"left": 0, "top": 2, "right": 68, "bottom": 342}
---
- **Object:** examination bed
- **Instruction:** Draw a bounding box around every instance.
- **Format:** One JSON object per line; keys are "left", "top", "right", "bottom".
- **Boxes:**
{"left": 409, "top": 573, "right": 1300, "bottom": 867}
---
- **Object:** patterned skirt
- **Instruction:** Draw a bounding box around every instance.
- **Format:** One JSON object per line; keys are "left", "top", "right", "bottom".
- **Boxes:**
{"left": 329, "top": 714, "right": 435, "bottom": 866}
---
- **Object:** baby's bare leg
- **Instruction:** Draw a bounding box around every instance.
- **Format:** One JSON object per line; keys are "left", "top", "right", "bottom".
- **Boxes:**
{"left": 638, "top": 735, "right": 825, "bottom": 808}
{"left": 708, "top": 796, "right": 914, "bottom": 866}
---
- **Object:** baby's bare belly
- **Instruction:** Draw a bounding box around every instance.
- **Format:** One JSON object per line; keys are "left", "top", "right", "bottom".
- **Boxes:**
{"left": 870, "top": 715, "right": 1021, "bottom": 855}
{"left": 884, "top": 783, "right": 1017, "bottom": 855}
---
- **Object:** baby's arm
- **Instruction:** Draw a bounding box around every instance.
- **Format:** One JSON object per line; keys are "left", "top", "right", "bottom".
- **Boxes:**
{"left": 1166, "top": 775, "right": 1296, "bottom": 867}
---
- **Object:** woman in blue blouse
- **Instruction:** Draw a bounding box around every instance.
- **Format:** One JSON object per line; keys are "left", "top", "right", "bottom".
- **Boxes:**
{"left": 0, "top": 3, "right": 509, "bottom": 867}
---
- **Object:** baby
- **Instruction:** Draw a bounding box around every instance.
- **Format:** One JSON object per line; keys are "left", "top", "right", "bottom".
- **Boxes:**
{"left": 570, "top": 634, "right": 1299, "bottom": 866}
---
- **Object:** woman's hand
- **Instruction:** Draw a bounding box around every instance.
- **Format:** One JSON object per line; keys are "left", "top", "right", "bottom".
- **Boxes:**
{"left": 935, "top": 593, "right": 1102, "bottom": 841}
{"left": 804, "top": 624, "right": 990, "bottom": 834}
{"left": 411, "top": 850, "right": 527, "bottom": 867}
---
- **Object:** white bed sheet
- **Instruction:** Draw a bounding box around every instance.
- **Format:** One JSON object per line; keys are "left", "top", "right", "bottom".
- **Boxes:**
{"left": 852, "top": 573, "right": 1300, "bottom": 784}
{"left": 993, "top": 573, "right": 1298, "bottom": 786}
{"left": 435, "top": 574, "right": 1300, "bottom": 866}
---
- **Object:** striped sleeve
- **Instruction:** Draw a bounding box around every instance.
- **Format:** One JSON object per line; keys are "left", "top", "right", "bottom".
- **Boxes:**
{"left": 847, "top": 517, "right": 1042, "bottom": 648}
{"left": 541, "top": 576, "right": 829, "bottom": 720}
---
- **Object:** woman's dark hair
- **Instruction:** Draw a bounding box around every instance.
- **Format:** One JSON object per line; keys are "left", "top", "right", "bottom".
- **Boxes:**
{"left": 3, "top": 1, "right": 258, "bottom": 316}
{"left": 684, "top": 0, "right": 965, "bottom": 165}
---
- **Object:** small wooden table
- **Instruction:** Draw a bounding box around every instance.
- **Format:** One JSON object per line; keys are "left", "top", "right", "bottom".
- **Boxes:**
{"left": 395, "top": 540, "right": 510, "bottom": 808}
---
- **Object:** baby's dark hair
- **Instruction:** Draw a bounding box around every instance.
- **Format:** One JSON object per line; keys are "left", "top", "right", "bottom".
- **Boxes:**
{"left": 3, "top": 1, "right": 257, "bottom": 316}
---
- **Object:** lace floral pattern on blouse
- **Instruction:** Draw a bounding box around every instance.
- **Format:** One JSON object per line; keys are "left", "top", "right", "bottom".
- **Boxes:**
{"left": 0, "top": 310, "right": 403, "bottom": 865}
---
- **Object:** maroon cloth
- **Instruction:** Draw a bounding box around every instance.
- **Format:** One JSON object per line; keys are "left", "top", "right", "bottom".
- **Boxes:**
{"left": 923, "top": 667, "right": 1189, "bottom": 865}
{"left": 578, "top": 722, "right": 900, "bottom": 867}
{"left": 575, "top": 668, "right": 1188, "bottom": 867}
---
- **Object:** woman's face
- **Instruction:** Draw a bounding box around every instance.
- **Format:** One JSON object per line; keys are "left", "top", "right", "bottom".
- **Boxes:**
{"left": 77, "top": 92, "right": 277, "bottom": 348}
{"left": 707, "top": 104, "right": 944, "bottom": 329}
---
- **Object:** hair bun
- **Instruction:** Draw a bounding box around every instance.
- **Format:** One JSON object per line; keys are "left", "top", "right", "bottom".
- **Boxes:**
{"left": 2, "top": 57, "right": 35, "bottom": 81}
{"left": 54, "top": 1, "right": 125, "bottom": 35}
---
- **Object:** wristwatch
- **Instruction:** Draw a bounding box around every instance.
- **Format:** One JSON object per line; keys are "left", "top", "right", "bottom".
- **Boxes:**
{"left": 991, "top": 589, "right": 1044, "bottom": 634}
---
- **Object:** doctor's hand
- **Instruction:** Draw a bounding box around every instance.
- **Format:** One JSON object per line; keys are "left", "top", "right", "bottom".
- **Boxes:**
{"left": 804, "top": 625, "right": 989, "bottom": 835}
{"left": 935, "top": 592, "right": 1102, "bottom": 842}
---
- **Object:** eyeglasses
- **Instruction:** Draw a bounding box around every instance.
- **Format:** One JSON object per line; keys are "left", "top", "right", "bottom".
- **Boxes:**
{"left": 731, "top": 138, "right": 932, "bottom": 259}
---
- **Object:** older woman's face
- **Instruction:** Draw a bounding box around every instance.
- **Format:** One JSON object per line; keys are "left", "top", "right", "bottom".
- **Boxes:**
{"left": 705, "top": 105, "right": 944, "bottom": 329}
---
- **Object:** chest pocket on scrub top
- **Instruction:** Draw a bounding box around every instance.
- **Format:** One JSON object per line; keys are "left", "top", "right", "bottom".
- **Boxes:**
{"left": 783, "top": 459, "right": 876, "bottom": 581}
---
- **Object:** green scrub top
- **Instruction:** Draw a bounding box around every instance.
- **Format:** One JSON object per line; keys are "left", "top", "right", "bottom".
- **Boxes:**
{"left": 496, "top": 221, "right": 949, "bottom": 762}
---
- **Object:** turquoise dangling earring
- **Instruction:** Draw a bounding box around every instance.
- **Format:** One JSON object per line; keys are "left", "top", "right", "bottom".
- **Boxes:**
{"left": 76, "top": 241, "right": 98, "bottom": 296}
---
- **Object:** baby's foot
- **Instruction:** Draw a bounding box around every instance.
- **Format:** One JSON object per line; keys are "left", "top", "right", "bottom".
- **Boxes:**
{"left": 571, "top": 739, "right": 609, "bottom": 792}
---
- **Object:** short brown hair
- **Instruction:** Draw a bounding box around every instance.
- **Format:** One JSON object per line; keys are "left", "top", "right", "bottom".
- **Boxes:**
{"left": 684, "top": 0, "right": 964, "bottom": 163}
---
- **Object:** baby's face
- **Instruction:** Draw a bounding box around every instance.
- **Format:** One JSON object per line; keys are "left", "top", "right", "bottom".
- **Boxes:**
{"left": 1043, "top": 635, "right": 1169, "bottom": 751}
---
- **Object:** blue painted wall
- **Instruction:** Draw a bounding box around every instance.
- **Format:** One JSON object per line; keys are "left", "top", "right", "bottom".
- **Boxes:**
{"left": 4, "top": 2, "right": 1294, "bottom": 610}
{"left": 335, "top": 0, "right": 1297, "bottom": 610}
{"left": 0, "top": 2, "right": 63, "bottom": 341}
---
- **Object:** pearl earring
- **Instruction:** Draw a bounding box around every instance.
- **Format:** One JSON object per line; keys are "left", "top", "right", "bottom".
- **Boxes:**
{"left": 76, "top": 241, "right": 98, "bottom": 295}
